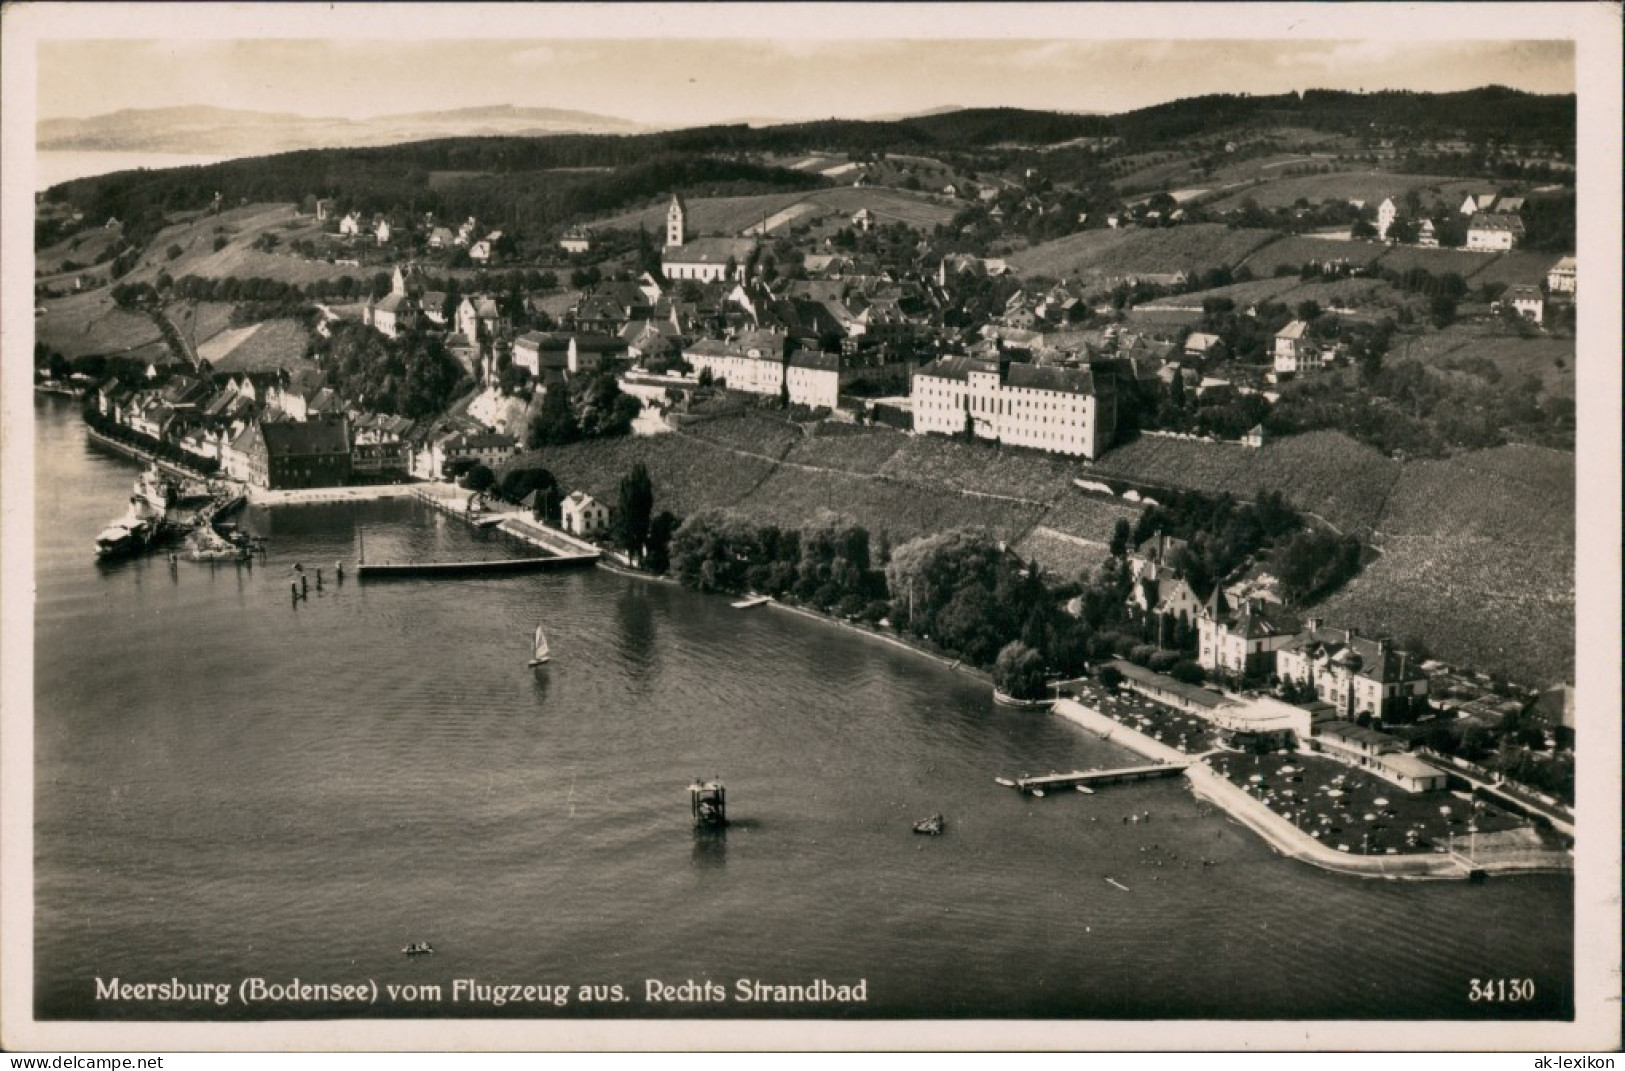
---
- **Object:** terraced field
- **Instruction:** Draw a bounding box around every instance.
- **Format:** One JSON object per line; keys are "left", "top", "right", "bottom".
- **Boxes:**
{"left": 1317, "top": 443, "right": 1575, "bottom": 685}
{"left": 1205, "top": 172, "right": 1500, "bottom": 213}
{"left": 1372, "top": 245, "right": 1497, "bottom": 279}
{"left": 1236, "top": 235, "right": 1387, "bottom": 276}
{"left": 1005, "top": 225, "right": 1280, "bottom": 281}
{"left": 1375, "top": 446, "right": 1574, "bottom": 545}
{"left": 1014, "top": 526, "right": 1111, "bottom": 579}
{"left": 590, "top": 192, "right": 817, "bottom": 235}
{"left": 806, "top": 187, "right": 960, "bottom": 228}
{"left": 207, "top": 319, "right": 315, "bottom": 373}
{"left": 589, "top": 186, "right": 959, "bottom": 236}
{"left": 731, "top": 467, "right": 1045, "bottom": 545}
{"left": 35, "top": 293, "right": 166, "bottom": 362}
{"left": 1139, "top": 276, "right": 1305, "bottom": 309}
{"left": 1084, "top": 430, "right": 1402, "bottom": 536}
{"left": 1318, "top": 536, "right": 1573, "bottom": 687}
{"left": 880, "top": 436, "right": 1077, "bottom": 502}
{"left": 1402, "top": 326, "right": 1576, "bottom": 397}
{"left": 1033, "top": 488, "right": 1142, "bottom": 544}
{"left": 1468, "top": 251, "right": 1563, "bottom": 289}
{"left": 785, "top": 425, "right": 907, "bottom": 474}
{"left": 679, "top": 411, "right": 803, "bottom": 458}
{"left": 511, "top": 434, "right": 777, "bottom": 519}
{"left": 165, "top": 301, "right": 237, "bottom": 349}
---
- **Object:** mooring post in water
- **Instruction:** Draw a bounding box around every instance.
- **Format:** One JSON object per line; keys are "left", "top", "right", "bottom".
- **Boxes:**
{"left": 335, "top": 560, "right": 344, "bottom": 582}
{"left": 315, "top": 568, "right": 323, "bottom": 591}
{"left": 290, "top": 582, "right": 299, "bottom": 604}
{"left": 301, "top": 574, "right": 309, "bottom": 598}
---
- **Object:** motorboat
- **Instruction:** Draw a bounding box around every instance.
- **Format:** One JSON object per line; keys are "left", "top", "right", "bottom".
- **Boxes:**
{"left": 912, "top": 814, "right": 946, "bottom": 836}
{"left": 402, "top": 942, "right": 434, "bottom": 956}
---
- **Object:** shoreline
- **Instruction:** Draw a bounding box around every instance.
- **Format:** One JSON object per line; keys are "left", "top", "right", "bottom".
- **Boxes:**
{"left": 246, "top": 483, "right": 422, "bottom": 506}
{"left": 765, "top": 600, "right": 992, "bottom": 682}
{"left": 1050, "top": 698, "right": 1571, "bottom": 881}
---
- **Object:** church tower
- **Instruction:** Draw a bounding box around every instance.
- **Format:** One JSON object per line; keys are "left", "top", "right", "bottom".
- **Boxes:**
{"left": 665, "top": 192, "right": 687, "bottom": 248}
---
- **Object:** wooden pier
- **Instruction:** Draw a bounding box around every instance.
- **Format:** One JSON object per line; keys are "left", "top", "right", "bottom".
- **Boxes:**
{"left": 1012, "top": 762, "right": 1190, "bottom": 795}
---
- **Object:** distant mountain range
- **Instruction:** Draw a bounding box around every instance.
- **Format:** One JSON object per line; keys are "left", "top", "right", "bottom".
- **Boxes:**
{"left": 37, "top": 104, "right": 648, "bottom": 156}
{"left": 38, "top": 102, "right": 1107, "bottom": 155}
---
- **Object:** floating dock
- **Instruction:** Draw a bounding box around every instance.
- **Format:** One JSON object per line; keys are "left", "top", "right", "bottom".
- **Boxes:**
{"left": 1010, "top": 762, "right": 1191, "bottom": 795}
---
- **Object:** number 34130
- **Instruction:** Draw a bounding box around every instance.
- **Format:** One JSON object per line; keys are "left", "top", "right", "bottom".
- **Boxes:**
{"left": 1469, "top": 978, "right": 1536, "bottom": 1002}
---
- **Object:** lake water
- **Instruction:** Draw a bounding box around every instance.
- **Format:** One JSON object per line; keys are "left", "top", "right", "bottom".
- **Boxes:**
{"left": 36, "top": 151, "right": 237, "bottom": 191}
{"left": 32, "top": 396, "right": 1574, "bottom": 1020}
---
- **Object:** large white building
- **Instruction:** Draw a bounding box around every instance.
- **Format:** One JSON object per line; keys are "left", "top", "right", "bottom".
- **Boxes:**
{"left": 909, "top": 356, "right": 1116, "bottom": 459}
{"left": 1271, "top": 320, "right": 1319, "bottom": 376}
{"left": 683, "top": 332, "right": 789, "bottom": 396}
{"left": 1465, "top": 213, "right": 1524, "bottom": 251}
{"left": 1275, "top": 622, "right": 1430, "bottom": 723}
{"left": 1546, "top": 255, "right": 1576, "bottom": 295}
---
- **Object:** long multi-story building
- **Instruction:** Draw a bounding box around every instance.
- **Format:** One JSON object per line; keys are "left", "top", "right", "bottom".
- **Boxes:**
{"left": 1274, "top": 621, "right": 1430, "bottom": 723}
{"left": 909, "top": 356, "right": 1116, "bottom": 459}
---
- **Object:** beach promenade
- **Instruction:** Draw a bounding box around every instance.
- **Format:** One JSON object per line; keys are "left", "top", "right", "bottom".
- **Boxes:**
{"left": 1050, "top": 698, "right": 1569, "bottom": 880}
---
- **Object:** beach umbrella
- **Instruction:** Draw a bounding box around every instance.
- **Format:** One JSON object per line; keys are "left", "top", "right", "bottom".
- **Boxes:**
{"left": 1363, "top": 813, "right": 1377, "bottom": 821}
{"left": 1327, "top": 789, "right": 1343, "bottom": 798}
{"left": 1249, "top": 774, "right": 1263, "bottom": 783}
{"left": 1373, "top": 797, "right": 1389, "bottom": 807}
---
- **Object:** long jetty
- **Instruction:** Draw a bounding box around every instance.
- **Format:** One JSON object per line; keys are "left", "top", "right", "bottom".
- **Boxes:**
{"left": 356, "top": 488, "right": 601, "bottom": 579}
{"left": 357, "top": 554, "right": 596, "bottom": 579}
{"left": 1013, "top": 762, "right": 1190, "bottom": 794}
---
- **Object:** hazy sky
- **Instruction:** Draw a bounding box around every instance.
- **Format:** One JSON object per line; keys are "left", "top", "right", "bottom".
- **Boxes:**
{"left": 36, "top": 23, "right": 1576, "bottom": 127}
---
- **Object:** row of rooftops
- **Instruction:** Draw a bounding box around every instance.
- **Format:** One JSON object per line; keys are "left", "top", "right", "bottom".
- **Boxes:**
{"left": 912, "top": 354, "right": 1101, "bottom": 397}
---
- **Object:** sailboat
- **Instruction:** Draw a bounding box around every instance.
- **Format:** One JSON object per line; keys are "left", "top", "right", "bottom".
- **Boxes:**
{"left": 528, "top": 624, "right": 551, "bottom": 667}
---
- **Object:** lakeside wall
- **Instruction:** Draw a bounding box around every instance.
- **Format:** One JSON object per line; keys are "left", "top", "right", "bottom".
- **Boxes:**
{"left": 1050, "top": 697, "right": 1522, "bottom": 881}
{"left": 1182, "top": 763, "right": 1471, "bottom": 880}
{"left": 1051, "top": 698, "right": 1195, "bottom": 766}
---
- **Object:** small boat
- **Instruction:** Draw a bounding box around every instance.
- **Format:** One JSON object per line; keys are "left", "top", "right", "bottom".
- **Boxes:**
{"left": 994, "top": 777, "right": 1016, "bottom": 788}
{"left": 912, "top": 814, "right": 946, "bottom": 836}
{"left": 1075, "top": 785, "right": 1095, "bottom": 795}
{"left": 730, "top": 593, "right": 771, "bottom": 609}
{"left": 1106, "top": 878, "right": 1131, "bottom": 892}
{"left": 528, "top": 624, "right": 550, "bottom": 667}
{"left": 402, "top": 942, "right": 434, "bottom": 956}
{"left": 1031, "top": 788, "right": 1046, "bottom": 798}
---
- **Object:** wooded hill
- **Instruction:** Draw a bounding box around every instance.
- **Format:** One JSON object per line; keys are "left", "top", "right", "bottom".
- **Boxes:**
{"left": 44, "top": 89, "right": 1574, "bottom": 251}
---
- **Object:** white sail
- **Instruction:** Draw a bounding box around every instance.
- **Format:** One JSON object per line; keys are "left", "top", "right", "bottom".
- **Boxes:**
{"left": 531, "top": 625, "right": 550, "bottom": 664}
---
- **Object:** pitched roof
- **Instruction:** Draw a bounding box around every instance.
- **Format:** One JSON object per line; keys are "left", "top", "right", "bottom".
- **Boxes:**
{"left": 914, "top": 355, "right": 998, "bottom": 382}
{"left": 789, "top": 350, "right": 841, "bottom": 372}
{"left": 1469, "top": 213, "right": 1524, "bottom": 234}
{"left": 663, "top": 236, "right": 757, "bottom": 266}
{"left": 1276, "top": 319, "right": 1309, "bottom": 340}
{"left": 1284, "top": 627, "right": 1426, "bottom": 683}
{"left": 1005, "top": 363, "right": 1096, "bottom": 395}
{"left": 1223, "top": 601, "right": 1300, "bottom": 640}
{"left": 564, "top": 490, "right": 604, "bottom": 510}
{"left": 1317, "top": 720, "right": 1398, "bottom": 749}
